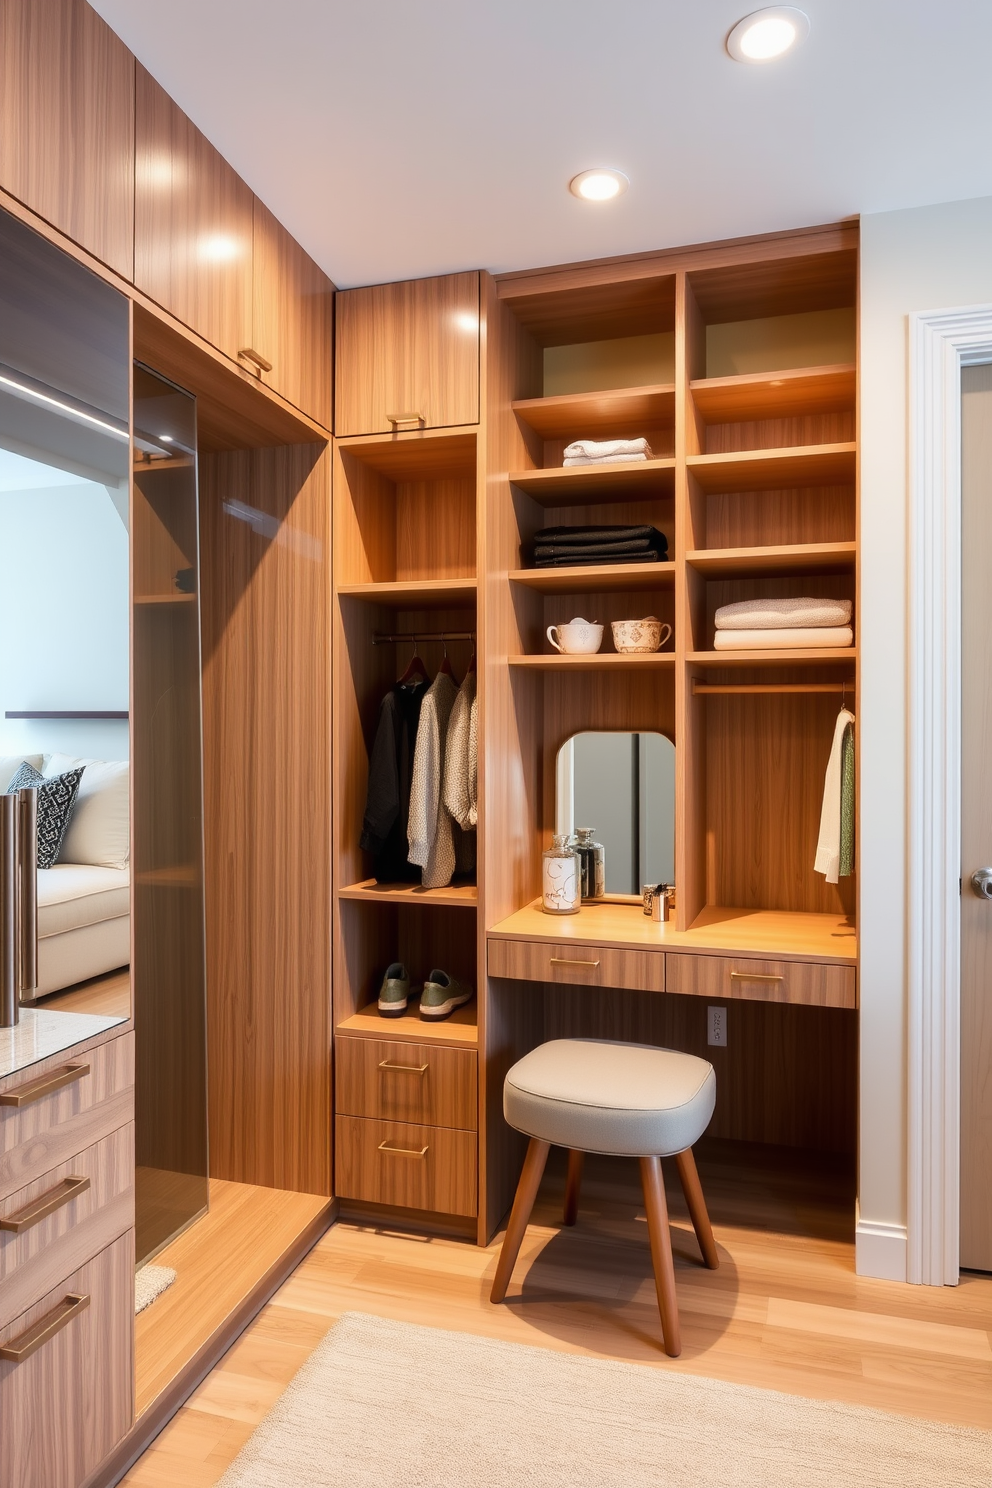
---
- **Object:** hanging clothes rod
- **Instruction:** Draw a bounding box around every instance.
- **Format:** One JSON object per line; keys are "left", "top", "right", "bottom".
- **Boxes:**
{"left": 691, "top": 680, "right": 852, "bottom": 696}
{"left": 372, "top": 631, "right": 476, "bottom": 645}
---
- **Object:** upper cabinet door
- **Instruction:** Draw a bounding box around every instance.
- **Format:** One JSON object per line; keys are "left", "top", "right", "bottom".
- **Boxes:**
{"left": 134, "top": 65, "right": 252, "bottom": 362}
{"left": 252, "top": 199, "right": 334, "bottom": 429}
{"left": 0, "top": 0, "right": 135, "bottom": 279}
{"left": 335, "top": 272, "right": 480, "bottom": 437}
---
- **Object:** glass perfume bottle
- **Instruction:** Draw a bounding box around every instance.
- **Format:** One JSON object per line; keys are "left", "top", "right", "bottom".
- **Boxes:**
{"left": 542, "top": 833, "right": 581, "bottom": 915}
{"left": 573, "top": 827, "right": 606, "bottom": 901}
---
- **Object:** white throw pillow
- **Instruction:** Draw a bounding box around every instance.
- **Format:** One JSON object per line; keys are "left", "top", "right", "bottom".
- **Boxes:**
{"left": 0, "top": 755, "right": 43, "bottom": 791}
{"left": 43, "top": 753, "right": 130, "bottom": 871}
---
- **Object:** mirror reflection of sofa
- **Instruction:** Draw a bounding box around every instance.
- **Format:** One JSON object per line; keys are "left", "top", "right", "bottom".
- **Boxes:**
{"left": 0, "top": 752, "right": 129, "bottom": 998}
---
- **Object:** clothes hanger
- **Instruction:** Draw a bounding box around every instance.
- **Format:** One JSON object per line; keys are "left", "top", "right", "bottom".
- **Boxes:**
{"left": 466, "top": 646, "right": 477, "bottom": 676}
{"left": 438, "top": 634, "right": 454, "bottom": 680}
{"left": 397, "top": 639, "right": 429, "bottom": 686}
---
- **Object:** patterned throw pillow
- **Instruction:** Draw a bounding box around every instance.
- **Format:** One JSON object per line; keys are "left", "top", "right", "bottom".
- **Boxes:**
{"left": 6, "top": 761, "right": 84, "bottom": 869}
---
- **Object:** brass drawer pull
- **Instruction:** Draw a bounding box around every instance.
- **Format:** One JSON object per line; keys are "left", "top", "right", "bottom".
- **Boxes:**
{"left": 549, "top": 957, "right": 601, "bottom": 969}
{"left": 237, "top": 347, "right": 273, "bottom": 374}
{"left": 386, "top": 411, "right": 425, "bottom": 428}
{"left": 378, "top": 1139, "right": 429, "bottom": 1159}
{"left": 378, "top": 1060, "right": 429, "bottom": 1074}
{"left": 0, "top": 1292, "right": 89, "bottom": 1363}
{"left": 0, "top": 1175, "right": 90, "bottom": 1234}
{"left": 0, "top": 1062, "right": 89, "bottom": 1108}
{"left": 729, "top": 972, "right": 785, "bottom": 983}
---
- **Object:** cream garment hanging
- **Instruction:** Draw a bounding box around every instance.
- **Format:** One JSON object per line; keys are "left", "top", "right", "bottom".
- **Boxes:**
{"left": 443, "top": 669, "right": 477, "bottom": 830}
{"left": 814, "top": 708, "right": 855, "bottom": 885}
{"left": 408, "top": 670, "right": 458, "bottom": 889}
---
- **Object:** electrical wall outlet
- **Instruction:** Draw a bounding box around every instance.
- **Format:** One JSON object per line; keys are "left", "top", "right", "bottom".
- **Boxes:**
{"left": 707, "top": 1005, "right": 727, "bottom": 1047}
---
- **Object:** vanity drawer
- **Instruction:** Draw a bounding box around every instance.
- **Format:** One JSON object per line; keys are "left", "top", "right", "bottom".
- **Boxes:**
{"left": 0, "top": 1033, "right": 134, "bottom": 1201}
{"left": 0, "top": 1123, "right": 134, "bottom": 1331}
{"left": 665, "top": 954, "right": 856, "bottom": 1009}
{"left": 335, "top": 1116, "right": 477, "bottom": 1217}
{"left": 488, "top": 937, "right": 665, "bottom": 994}
{"left": 335, "top": 1036, "right": 477, "bottom": 1131}
{"left": 0, "top": 1230, "right": 134, "bottom": 1488}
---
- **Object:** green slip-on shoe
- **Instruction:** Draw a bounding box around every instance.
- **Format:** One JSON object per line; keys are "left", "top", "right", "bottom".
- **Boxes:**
{"left": 378, "top": 962, "right": 411, "bottom": 1017}
{"left": 419, "top": 968, "right": 473, "bottom": 1021}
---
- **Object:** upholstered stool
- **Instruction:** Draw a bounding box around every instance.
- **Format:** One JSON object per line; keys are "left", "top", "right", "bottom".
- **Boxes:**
{"left": 490, "top": 1038, "right": 719, "bottom": 1357}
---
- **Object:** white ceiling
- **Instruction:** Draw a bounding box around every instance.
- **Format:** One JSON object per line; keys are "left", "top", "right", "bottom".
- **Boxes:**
{"left": 91, "top": 0, "right": 992, "bottom": 289}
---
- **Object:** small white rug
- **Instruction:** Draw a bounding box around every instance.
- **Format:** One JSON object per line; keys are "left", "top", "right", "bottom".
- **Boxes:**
{"left": 134, "top": 1264, "right": 177, "bottom": 1315}
{"left": 216, "top": 1311, "right": 992, "bottom": 1487}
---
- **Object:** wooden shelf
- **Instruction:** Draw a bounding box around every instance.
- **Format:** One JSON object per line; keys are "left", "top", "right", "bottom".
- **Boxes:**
{"left": 689, "top": 648, "right": 857, "bottom": 667}
{"left": 686, "top": 443, "right": 856, "bottom": 493}
{"left": 512, "top": 384, "right": 675, "bottom": 440}
{"left": 509, "top": 652, "right": 676, "bottom": 671}
{"left": 508, "top": 561, "right": 675, "bottom": 594}
{"left": 336, "top": 427, "right": 477, "bottom": 480}
{"left": 337, "top": 577, "right": 477, "bottom": 608}
{"left": 509, "top": 458, "right": 675, "bottom": 505}
{"left": 339, "top": 879, "right": 478, "bottom": 908}
{"left": 686, "top": 543, "right": 857, "bottom": 577}
{"left": 690, "top": 364, "right": 856, "bottom": 423}
{"left": 134, "top": 592, "right": 197, "bottom": 605}
{"left": 134, "top": 865, "right": 200, "bottom": 888}
{"left": 488, "top": 902, "right": 857, "bottom": 965}
{"left": 337, "top": 1002, "right": 478, "bottom": 1048}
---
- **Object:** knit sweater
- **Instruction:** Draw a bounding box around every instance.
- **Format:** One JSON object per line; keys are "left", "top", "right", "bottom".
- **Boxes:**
{"left": 408, "top": 671, "right": 459, "bottom": 889}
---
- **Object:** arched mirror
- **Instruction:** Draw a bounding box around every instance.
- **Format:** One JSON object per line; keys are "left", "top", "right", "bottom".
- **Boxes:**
{"left": 555, "top": 731, "right": 675, "bottom": 895}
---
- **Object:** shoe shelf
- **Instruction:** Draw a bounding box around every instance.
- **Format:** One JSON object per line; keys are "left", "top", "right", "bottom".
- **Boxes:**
{"left": 508, "top": 560, "right": 676, "bottom": 595}
{"left": 338, "top": 879, "right": 478, "bottom": 908}
{"left": 686, "top": 543, "right": 856, "bottom": 578}
{"left": 686, "top": 443, "right": 856, "bottom": 493}
{"left": 337, "top": 577, "right": 478, "bottom": 607}
{"left": 508, "top": 652, "right": 676, "bottom": 671}
{"left": 508, "top": 458, "right": 676, "bottom": 504}
{"left": 336, "top": 1001, "right": 478, "bottom": 1047}
{"left": 336, "top": 426, "right": 477, "bottom": 480}
{"left": 511, "top": 383, "right": 675, "bottom": 440}
{"left": 690, "top": 364, "right": 856, "bottom": 423}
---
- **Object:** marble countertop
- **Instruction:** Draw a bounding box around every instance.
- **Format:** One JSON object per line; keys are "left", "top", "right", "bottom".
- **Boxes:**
{"left": 0, "top": 1006, "right": 128, "bottom": 1082}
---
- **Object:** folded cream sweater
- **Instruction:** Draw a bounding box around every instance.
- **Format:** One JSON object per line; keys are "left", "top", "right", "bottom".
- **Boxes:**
{"left": 715, "top": 597, "right": 852, "bottom": 630}
{"left": 564, "top": 437, "right": 653, "bottom": 460}
{"left": 713, "top": 626, "right": 853, "bottom": 650}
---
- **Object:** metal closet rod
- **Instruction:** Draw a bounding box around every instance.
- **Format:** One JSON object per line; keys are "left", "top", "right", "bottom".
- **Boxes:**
{"left": 372, "top": 631, "right": 476, "bottom": 645}
{"left": 691, "top": 680, "right": 852, "bottom": 696}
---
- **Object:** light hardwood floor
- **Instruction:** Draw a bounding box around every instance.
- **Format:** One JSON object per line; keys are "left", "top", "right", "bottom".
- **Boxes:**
{"left": 123, "top": 1143, "right": 992, "bottom": 1485}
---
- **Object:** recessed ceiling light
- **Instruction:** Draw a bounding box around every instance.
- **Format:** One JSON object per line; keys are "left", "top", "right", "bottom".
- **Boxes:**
{"left": 569, "top": 168, "right": 629, "bottom": 202}
{"left": 727, "top": 7, "right": 809, "bottom": 62}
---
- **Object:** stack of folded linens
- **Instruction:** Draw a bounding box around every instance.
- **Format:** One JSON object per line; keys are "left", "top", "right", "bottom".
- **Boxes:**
{"left": 714, "top": 596, "right": 853, "bottom": 649}
{"left": 531, "top": 524, "right": 669, "bottom": 568}
{"left": 563, "top": 437, "right": 653, "bottom": 466}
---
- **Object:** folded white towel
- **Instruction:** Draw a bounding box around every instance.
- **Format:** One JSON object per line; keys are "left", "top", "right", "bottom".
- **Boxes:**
{"left": 563, "top": 452, "right": 649, "bottom": 465}
{"left": 713, "top": 626, "right": 854, "bottom": 650}
{"left": 564, "top": 438, "right": 653, "bottom": 459}
{"left": 715, "top": 597, "right": 852, "bottom": 630}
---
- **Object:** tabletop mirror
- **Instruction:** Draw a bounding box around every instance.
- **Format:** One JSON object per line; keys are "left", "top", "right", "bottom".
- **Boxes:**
{"left": 555, "top": 731, "right": 675, "bottom": 895}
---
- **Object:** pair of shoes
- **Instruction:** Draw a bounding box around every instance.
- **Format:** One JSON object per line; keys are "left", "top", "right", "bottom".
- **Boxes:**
{"left": 377, "top": 963, "right": 474, "bottom": 1021}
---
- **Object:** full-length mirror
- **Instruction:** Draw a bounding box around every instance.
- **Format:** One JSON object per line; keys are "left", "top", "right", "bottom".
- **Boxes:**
{"left": 556, "top": 732, "right": 675, "bottom": 894}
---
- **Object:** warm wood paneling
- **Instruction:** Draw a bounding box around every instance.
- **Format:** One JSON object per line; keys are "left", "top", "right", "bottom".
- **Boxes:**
{"left": 135, "top": 65, "right": 253, "bottom": 361}
{"left": 335, "top": 1036, "right": 477, "bottom": 1130}
{"left": 488, "top": 937, "right": 666, "bottom": 994}
{"left": 666, "top": 953, "right": 856, "bottom": 1010}
{"left": 0, "top": 0, "right": 135, "bottom": 277}
{"left": 200, "top": 444, "right": 331, "bottom": 1195}
{"left": 335, "top": 1115, "right": 477, "bottom": 1215}
{"left": 252, "top": 198, "right": 334, "bottom": 427}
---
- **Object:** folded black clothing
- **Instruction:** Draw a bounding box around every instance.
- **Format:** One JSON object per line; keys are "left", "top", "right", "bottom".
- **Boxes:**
{"left": 533, "top": 524, "right": 665, "bottom": 547}
{"left": 534, "top": 549, "right": 665, "bottom": 568}
{"left": 534, "top": 537, "right": 666, "bottom": 559}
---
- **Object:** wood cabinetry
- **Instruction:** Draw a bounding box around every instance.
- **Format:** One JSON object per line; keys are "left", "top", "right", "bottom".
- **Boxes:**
{"left": 488, "top": 937, "right": 666, "bottom": 994}
{"left": 335, "top": 272, "right": 480, "bottom": 436}
{"left": 0, "top": 0, "right": 135, "bottom": 278}
{"left": 252, "top": 198, "right": 333, "bottom": 426}
{"left": 335, "top": 1116, "right": 477, "bottom": 1216}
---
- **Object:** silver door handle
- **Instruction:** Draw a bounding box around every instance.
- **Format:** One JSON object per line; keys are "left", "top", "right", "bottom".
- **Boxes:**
{"left": 971, "top": 868, "right": 992, "bottom": 899}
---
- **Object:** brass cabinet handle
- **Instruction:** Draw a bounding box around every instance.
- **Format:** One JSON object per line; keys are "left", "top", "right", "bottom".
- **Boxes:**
{"left": 378, "top": 1139, "right": 429, "bottom": 1158}
{"left": 0, "top": 1062, "right": 89, "bottom": 1108}
{"left": 729, "top": 971, "right": 785, "bottom": 983}
{"left": 549, "top": 957, "right": 601, "bottom": 968}
{"left": 378, "top": 1060, "right": 429, "bottom": 1074}
{"left": 0, "top": 1175, "right": 90, "bottom": 1234}
{"left": 0, "top": 1292, "right": 89, "bottom": 1363}
{"left": 386, "top": 411, "right": 425, "bottom": 428}
{"left": 237, "top": 347, "right": 273, "bottom": 374}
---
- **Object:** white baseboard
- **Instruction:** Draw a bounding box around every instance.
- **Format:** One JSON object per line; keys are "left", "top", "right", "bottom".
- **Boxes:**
{"left": 856, "top": 1218, "right": 909, "bottom": 1282}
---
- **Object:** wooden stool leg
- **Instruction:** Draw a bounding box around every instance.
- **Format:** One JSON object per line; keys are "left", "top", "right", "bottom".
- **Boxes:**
{"left": 490, "top": 1138, "right": 551, "bottom": 1304}
{"left": 675, "top": 1147, "right": 719, "bottom": 1270}
{"left": 639, "top": 1155, "right": 681, "bottom": 1357}
{"left": 563, "top": 1149, "right": 584, "bottom": 1226}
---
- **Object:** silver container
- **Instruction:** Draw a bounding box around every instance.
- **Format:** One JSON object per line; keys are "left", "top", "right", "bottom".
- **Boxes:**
{"left": 573, "top": 827, "right": 605, "bottom": 902}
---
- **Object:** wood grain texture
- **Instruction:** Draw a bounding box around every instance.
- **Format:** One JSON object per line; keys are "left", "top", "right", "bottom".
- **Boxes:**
{"left": 0, "top": 0, "right": 135, "bottom": 277}
{"left": 335, "top": 1037, "right": 477, "bottom": 1130}
{"left": 252, "top": 197, "right": 333, "bottom": 427}
{"left": 509, "top": 561, "right": 676, "bottom": 595}
{"left": 335, "top": 902, "right": 479, "bottom": 1028}
{"left": 134, "top": 65, "right": 252, "bottom": 361}
{"left": 337, "top": 1002, "right": 478, "bottom": 1048}
{"left": 0, "top": 1230, "right": 134, "bottom": 1488}
{"left": 703, "top": 411, "right": 855, "bottom": 456}
{"left": 488, "top": 937, "right": 665, "bottom": 994}
{"left": 0, "top": 1123, "right": 133, "bottom": 1331}
{"left": 687, "top": 543, "right": 856, "bottom": 578}
{"left": 666, "top": 953, "right": 856, "bottom": 1009}
{"left": 701, "top": 483, "right": 856, "bottom": 549}
{"left": 512, "top": 384, "right": 675, "bottom": 440}
{"left": 335, "top": 1115, "right": 478, "bottom": 1216}
{"left": 691, "top": 365, "right": 856, "bottom": 423}
{"left": 687, "top": 444, "right": 856, "bottom": 493}
{"left": 199, "top": 444, "right": 331, "bottom": 1195}
{"left": 335, "top": 272, "right": 480, "bottom": 436}
{"left": 510, "top": 459, "right": 676, "bottom": 504}
{"left": 41, "top": 968, "right": 131, "bottom": 1019}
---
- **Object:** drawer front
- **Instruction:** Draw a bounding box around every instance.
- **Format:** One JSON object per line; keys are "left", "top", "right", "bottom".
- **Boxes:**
{"left": 0, "top": 1230, "right": 134, "bottom": 1488}
{"left": 335, "top": 1036, "right": 477, "bottom": 1131}
{"left": 335, "top": 1116, "right": 477, "bottom": 1217}
{"left": 665, "top": 954, "right": 856, "bottom": 1009}
{"left": 488, "top": 937, "right": 665, "bottom": 994}
{"left": 0, "top": 1124, "right": 134, "bottom": 1331}
{"left": 0, "top": 1033, "right": 134, "bottom": 1201}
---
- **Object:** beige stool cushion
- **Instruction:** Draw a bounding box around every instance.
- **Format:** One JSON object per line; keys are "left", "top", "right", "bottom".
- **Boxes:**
{"left": 504, "top": 1039, "right": 716, "bottom": 1157}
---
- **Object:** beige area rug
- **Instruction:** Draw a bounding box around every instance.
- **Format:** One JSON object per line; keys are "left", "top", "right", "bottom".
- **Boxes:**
{"left": 216, "top": 1311, "right": 992, "bottom": 1487}
{"left": 134, "top": 1264, "right": 177, "bottom": 1315}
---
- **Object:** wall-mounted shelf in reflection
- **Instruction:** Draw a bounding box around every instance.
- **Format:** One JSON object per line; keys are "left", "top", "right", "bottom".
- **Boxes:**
{"left": 133, "top": 593, "right": 197, "bottom": 605}
{"left": 5, "top": 710, "right": 128, "bottom": 720}
{"left": 134, "top": 865, "right": 200, "bottom": 889}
